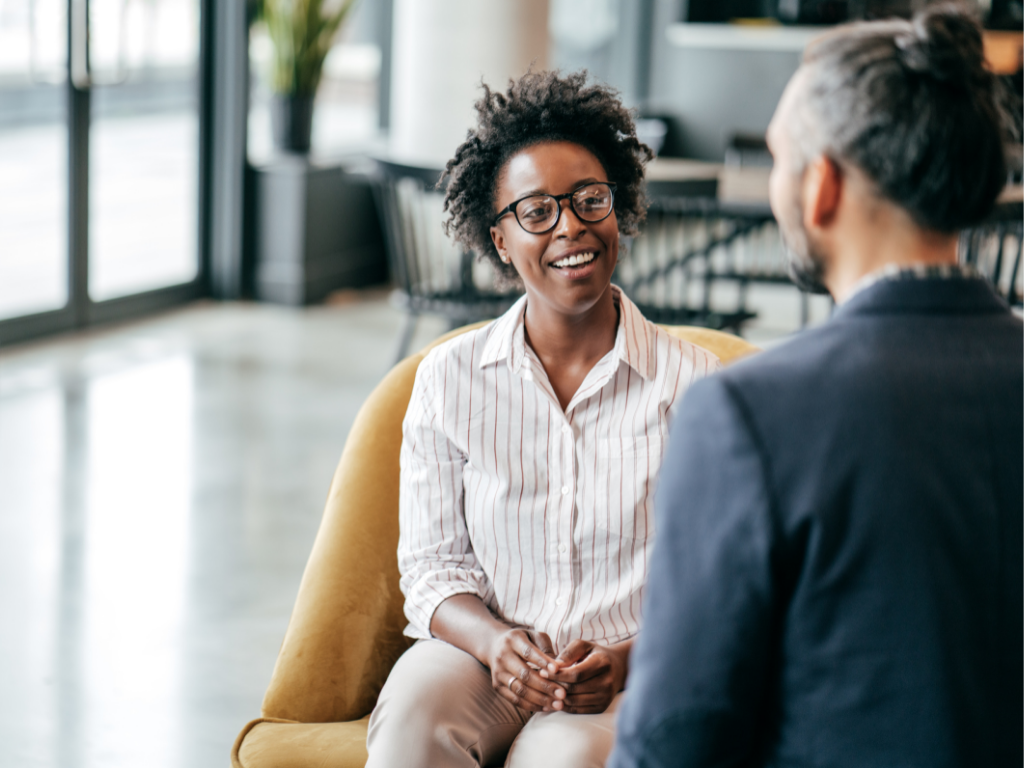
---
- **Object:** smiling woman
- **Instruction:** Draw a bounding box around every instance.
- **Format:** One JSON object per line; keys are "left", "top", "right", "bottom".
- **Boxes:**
{"left": 363, "top": 71, "right": 723, "bottom": 768}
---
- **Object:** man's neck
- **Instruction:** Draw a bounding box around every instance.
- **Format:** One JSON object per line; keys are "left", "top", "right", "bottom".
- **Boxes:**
{"left": 823, "top": 205, "right": 959, "bottom": 304}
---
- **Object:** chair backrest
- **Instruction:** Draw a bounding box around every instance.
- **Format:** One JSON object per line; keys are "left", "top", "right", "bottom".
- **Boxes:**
{"left": 371, "top": 159, "right": 513, "bottom": 302}
{"left": 258, "top": 323, "right": 759, "bottom": 724}
{"left": 371, "top": 159, "right": 461, "bottom": 297}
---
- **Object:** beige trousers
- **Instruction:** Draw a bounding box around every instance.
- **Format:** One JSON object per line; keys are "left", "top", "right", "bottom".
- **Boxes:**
{"left": 365, "top": 639, "right": 621, "bottom": 768}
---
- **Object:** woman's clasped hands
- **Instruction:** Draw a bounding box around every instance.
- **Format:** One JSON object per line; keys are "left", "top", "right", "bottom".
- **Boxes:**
{"left": 487, "top": 629, "right": 629, "bottom": 715}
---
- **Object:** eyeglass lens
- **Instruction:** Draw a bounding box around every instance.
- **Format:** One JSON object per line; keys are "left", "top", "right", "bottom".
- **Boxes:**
{"left": 516, "top": 183, "right": 614, "bottom": 233}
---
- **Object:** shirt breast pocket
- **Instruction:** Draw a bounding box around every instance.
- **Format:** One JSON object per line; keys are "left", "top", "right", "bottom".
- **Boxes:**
{"left": 594, "top": 435, "right": 664, "bottom": 540}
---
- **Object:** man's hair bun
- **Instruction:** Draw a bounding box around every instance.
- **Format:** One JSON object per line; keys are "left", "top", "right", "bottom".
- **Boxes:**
{"left": 798, "top": 3, "right": 1011, "bottom": 233}
{"left": 894, "top": 5, "right": 990, "bottom": 91}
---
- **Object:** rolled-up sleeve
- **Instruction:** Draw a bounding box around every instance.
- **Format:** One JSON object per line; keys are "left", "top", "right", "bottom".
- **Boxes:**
{"left": 398, "top": 353, "right": 490, "bottom": 639}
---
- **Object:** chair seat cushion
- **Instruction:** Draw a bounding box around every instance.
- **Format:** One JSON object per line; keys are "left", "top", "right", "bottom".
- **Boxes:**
{"left": 233, "top": 717, "right": 369, "bottom": 768}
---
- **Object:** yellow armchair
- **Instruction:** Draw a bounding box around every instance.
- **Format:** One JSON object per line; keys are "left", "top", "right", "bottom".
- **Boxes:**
{"left": 230, "top": 323, "right": 758, "bottom": 768}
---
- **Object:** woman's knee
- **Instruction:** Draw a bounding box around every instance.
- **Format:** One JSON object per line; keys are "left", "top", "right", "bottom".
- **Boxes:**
{"left": 372, "top": 640, "right": 491, "bottom": 728}
{"left": 367, "top": 640, "right": 527, "bottom": 767}
{"left": 504, "top": 704, "right": 619, "bottom": 768}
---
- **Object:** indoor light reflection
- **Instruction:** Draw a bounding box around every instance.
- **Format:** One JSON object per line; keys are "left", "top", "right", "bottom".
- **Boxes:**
{"left": 0, "top": 389, "right": 63, "bottom": 766}
{"left": 82, "top": 357, "right": 193, "bottom": 767}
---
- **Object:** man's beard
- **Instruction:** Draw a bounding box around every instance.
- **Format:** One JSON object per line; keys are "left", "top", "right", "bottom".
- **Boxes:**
{"left": 779, "top": 188, "right": 830, "bottom": 296}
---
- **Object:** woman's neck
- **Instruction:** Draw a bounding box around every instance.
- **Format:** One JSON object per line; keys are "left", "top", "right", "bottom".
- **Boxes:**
{"left": 522, "top": 286, "right": 619, "bottom": 409}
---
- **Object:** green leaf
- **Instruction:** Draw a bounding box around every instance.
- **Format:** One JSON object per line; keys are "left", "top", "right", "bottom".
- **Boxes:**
{"left": 259, "top": 0, "right": 360, "bottom": 96}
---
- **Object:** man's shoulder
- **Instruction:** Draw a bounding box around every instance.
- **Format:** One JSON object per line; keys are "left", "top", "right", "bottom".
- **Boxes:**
{"left": 694, "top": 306, "right": 1023, "bottom": 444}
{"left": 711, "top": 322, "right": 847, "bottom": 393}
{"left": 720, "top": 301, "right": 1022, "bottom": 389}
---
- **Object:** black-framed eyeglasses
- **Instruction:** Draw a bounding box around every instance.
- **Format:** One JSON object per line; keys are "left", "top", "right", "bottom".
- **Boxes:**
{"left": 492, "top": 182, "right": 617, "bottom": 234}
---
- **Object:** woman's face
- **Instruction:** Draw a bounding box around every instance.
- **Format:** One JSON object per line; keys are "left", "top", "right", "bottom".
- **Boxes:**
{"left": 490, "top": 141, "right": 619, "bottom": 319}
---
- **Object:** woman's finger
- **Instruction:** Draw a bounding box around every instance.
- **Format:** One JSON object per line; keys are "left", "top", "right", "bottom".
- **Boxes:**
{"left": 498, "top": 665, "right": 564, "bottom": 711}
{"left": 500, "top": 657, "right": 565, "bottom": 702}
{"left": 511, "top": 631, "right": 559, "bottom": 670}
{"left": 554, "top": 639, "right": 592, "bottom": 668}
{"left": 496, "top": 682, "right": 545, "bottom": 712}
{"left": 558, "top": 672, "right": 612, "bottom": 696}
{"left": 550, "top": 651, "right": 607, "bottom": 685}
{"left": 530, "top": 631, "right": 556, "bottom": 658}
{"left": 529, "top": 631, "right": 560, "bottom": 677}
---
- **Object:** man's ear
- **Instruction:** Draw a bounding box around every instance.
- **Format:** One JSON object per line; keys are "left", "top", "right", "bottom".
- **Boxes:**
{"left": 802, "top": 155, "right": 843, "bottom": 231}
{"left": 490, "top": 226, "right": 510, "bottom": 264}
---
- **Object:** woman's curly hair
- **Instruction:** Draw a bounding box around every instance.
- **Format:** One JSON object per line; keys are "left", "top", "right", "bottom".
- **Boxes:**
{"left": 440, "top": 70, "right": 653, "bottom": 283}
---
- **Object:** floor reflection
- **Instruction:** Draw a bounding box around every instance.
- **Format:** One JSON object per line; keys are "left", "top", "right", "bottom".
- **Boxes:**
{"left": 80, "top": 358, "right": 193, "bottom": 767}
{"left": 0, "top": 389, "right": 64, "bottom": 768}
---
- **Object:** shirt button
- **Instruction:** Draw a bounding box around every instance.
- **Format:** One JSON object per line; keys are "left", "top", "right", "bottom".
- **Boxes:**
{"left": 555, "top": 597, "right": 564, "bottom": 606}
{"left": 562, "top": 425, "right": 571, "bottom": 436}
{"left": 561, "top": 486, "right": 569, "bottom": 495}
{"left": 558, "top": 543, "right": 568, "bottom": 554}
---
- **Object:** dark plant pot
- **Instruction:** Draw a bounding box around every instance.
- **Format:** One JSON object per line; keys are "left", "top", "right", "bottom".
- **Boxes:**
{"left": 271, "top": 94, "right": 314, "bottom": 153}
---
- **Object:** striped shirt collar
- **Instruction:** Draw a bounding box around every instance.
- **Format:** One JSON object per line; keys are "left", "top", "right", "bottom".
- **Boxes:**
{"left": 479, "top": 285, "right": 656, "bottom": 381}
{"left": 845, "top": 262, "right": 981, "bottom": 303}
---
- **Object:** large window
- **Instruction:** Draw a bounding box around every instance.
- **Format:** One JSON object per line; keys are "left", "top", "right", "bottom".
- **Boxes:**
{"left": 0, "top": 0, "right": 208, "bottom": 344}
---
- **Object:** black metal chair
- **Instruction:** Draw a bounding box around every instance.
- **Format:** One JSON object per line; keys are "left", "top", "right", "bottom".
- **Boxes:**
{"left": 370, "top": 159, "right": 522, "bottom": 363}
{"left": 616, "top": 197, "right": 788, "bottom": 334}
{"left": 959, "top": 200, "right": 1023, "bottom": 308}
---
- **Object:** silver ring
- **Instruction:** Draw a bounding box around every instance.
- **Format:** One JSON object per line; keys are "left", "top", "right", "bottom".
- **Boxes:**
{"left": 508, "top": 676, "right": 516, "bottom": 693}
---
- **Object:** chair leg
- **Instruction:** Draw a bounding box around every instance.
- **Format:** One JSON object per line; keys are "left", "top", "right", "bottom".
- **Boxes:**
{"left": 393, "top": 311, "right": 419, "bottom": 365}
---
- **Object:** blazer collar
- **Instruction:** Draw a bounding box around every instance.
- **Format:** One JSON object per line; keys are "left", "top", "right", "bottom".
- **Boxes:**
{"left": 479, "top": 285, "right": 656, "bottom": 381}
{"left": 834, "top": 275, "right": 1010, "bottom": 320}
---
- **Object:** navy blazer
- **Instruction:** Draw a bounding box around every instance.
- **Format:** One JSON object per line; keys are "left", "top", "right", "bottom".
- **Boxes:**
{"left": 609, "top": 277, "right": 1023, "bottom": 768}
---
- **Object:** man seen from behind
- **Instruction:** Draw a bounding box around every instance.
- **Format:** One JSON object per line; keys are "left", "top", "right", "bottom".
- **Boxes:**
{"left": 610, "top": 5, "right": 1023, "bottom": 767}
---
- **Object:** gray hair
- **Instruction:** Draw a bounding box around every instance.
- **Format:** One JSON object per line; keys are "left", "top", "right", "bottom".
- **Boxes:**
{"left": 788, "top": 3, "right": 1011, "bottom": 233}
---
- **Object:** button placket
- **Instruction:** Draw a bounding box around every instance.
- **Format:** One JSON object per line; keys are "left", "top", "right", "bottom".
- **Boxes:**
{"left": 556, "top": 413, "right": 577, "bottom": 626}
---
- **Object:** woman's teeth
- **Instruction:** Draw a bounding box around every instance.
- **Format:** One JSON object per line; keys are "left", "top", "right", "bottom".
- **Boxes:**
{"left": 551, "top": 252, "right": 596, "bottom": 269}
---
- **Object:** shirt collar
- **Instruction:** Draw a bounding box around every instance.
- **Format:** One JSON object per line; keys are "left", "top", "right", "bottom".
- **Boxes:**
{"left": 844, "top": 262, "right": 981, "bottom": 304}
{"left": 479, "top": 286, "right": 656, "bottom": 381}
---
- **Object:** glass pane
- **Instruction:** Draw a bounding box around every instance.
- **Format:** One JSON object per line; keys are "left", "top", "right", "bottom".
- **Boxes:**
{"left": 0, "top": 0, "right": 68, "bottom": 320}
{"left": 88, "top": 0, "right": 200, "bottom": 301}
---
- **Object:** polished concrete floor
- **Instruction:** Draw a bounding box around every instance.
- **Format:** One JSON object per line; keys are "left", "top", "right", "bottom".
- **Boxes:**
{"left": 0, "top": 287, "right": 816, "bottom": 768}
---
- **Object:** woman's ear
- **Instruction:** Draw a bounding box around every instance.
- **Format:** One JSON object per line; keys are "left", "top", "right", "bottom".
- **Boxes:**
{"left": 490, "top": 226, "right": 511, "bottom": 264}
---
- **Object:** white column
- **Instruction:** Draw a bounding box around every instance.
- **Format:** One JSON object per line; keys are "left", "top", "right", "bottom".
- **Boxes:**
{"left": 389, "top": 0, "right": 550, "bottom": 167}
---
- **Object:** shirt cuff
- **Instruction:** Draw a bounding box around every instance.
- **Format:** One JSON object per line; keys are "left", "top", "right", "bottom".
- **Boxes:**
{"left": 403, "top": 575, "right": 490, "bottom": 639}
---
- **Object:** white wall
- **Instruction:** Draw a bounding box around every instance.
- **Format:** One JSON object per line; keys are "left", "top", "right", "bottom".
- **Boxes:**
{"left": 389, "top": 0, "right": 550, "bottom": 167}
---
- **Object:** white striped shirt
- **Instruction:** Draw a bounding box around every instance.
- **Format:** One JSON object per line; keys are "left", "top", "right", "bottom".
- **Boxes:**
{"left": 398, "top": 287, "right": 720, "bottom": 651}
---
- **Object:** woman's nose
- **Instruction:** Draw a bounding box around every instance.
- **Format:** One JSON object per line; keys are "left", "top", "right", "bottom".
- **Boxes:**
{"left": 554, "top": 199, "right": 586, "bottom": 239}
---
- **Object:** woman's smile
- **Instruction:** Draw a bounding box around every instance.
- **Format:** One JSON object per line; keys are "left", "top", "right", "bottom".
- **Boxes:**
{"left": 548, "top": 247, "right": 601, "bottom": 279}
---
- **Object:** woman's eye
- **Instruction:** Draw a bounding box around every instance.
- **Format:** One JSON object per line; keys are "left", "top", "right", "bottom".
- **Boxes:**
{"left": 521, "top": 204, "right": 551, "bottom": 220}
{"left": 578, "top": 197, "right": 608, "bottom": 212}
{"left": 576, "top": 188, "right": 609, "bottom": 206}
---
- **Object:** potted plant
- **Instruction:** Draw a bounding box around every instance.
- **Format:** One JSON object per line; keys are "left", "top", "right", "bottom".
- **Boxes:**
{"left": 256, "top": 0, "right": 360, "bottom": 153}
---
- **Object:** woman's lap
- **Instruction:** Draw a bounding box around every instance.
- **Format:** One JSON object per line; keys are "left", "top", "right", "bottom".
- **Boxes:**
{"left": 366, "top": 639, "right": 620, "bottom": 768}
